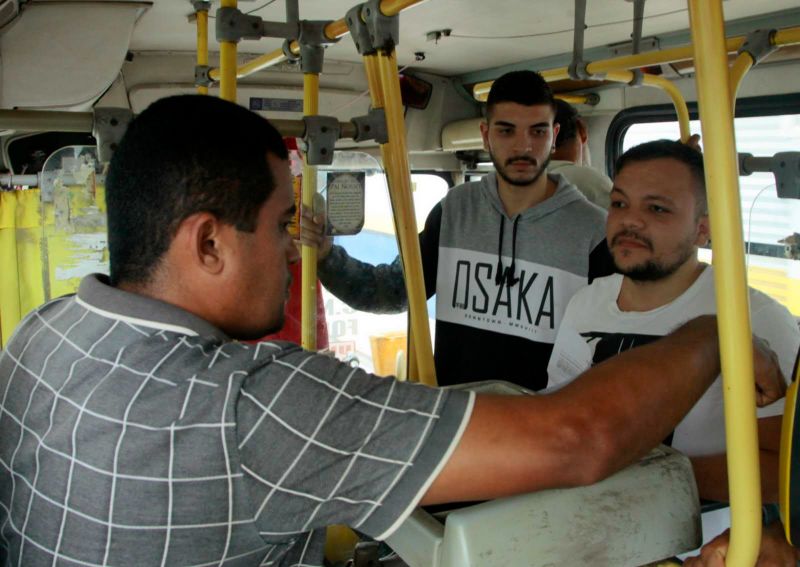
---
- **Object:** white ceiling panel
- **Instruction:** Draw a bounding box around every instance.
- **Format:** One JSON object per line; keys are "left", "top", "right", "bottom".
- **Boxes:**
{"left": 127, "top": 0, "right": 800, "bottom": 76}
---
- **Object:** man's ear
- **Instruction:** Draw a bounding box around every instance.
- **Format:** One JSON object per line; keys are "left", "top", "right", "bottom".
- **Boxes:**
{"left": 175, "top": 212, "right": 228, "bottom": 275}
{"left": 577, "top": 118, "right": 589, "bottom": 145}
{"left": 480, "top": 120, "right": 490, "bottom": 151}
{"left": 552, "top": 122, "right": 561, "bottom": 143}
{"left": 696, "top": 213, "right": 711, "bottom": 247}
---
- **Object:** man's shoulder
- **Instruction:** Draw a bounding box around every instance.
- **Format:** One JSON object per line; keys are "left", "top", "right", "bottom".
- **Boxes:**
{"left": 749, "top": 286, "right": 798, "bottom": 329}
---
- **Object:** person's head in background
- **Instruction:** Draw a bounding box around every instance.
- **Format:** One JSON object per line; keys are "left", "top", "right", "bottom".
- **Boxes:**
{"left": 553, "top": 98, "right": 591, "bottom": 166}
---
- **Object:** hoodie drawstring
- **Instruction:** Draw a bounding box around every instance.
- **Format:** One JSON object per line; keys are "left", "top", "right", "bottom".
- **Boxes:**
{"left": 495, "top": 214, "right": 520, "bottom": 288}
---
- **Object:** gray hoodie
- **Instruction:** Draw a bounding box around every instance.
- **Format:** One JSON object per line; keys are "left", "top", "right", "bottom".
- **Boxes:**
{"left": 319, "top": 172, "right": 612, "bottom": 390}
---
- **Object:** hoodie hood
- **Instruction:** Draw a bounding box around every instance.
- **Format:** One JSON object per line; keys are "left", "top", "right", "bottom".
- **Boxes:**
{"left": 479, "top": 171, "right": 589, "bottom": 221}
{"left": 478, "top": 171, "right": 591, "bottom": 286}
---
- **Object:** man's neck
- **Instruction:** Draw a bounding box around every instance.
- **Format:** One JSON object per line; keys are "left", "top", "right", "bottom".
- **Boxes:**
{"left": 496, "top": 174, "right": 556, "bottom": 218}
{"left": 617, "top": 258, "right": 706, "bottom": 312}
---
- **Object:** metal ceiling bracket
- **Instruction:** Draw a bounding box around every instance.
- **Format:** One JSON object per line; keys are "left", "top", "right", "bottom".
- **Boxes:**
{"left": 215, "top": 6, "right": 297, "bottom": 43}
{"left": 362, "top": 0, "right": 399, "bottom": 52}
{"left": 303, "top": 115, "right": 340, "bottom": 165}
{"left": 92, "top": 107, "right": 133, "bottom": 163}
{"left": 628, "top": 69, "right": 645, "bottom": 87}
{"left": 631, "top": 0, "right": 646, "bottom": 54}
{"left": 192, "top": 0, "right": 211, "bottom": 13}
{"left": 568, "top": 0, "right": 594, "bottom": 80}
{"left": 297, "top": 20, "right": 339, "bottom": 74}
{"left": 194, "top": 65, "right": 213, "bottom": 87}
{"left": 282, "top": 39, "right": 301, "bottom": 63}
{"left": 738, "top": 28, "right": 778, "bottom": 65}
{"left": 346, "top": 4, "right": 375, "bottom": 55}
{"left": 350, "top": 108, "right": 388, "bottom": 143}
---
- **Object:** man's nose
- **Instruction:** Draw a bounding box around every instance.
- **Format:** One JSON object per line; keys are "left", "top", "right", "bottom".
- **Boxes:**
{"left": 619, "top": 208, "right": 645, "bottom": 229}
{"left": 513, "top": 131, "right": 534, "bottom": 153}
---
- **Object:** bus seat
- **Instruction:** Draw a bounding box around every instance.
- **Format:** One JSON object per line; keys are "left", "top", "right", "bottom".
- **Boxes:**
{"left": 386, "top": 380, "right": 701, "bottom": 567}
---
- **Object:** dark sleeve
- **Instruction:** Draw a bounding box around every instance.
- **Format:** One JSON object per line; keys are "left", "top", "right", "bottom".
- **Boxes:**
{"left": 317, "top": 203, "right": 442, "bottom": 312}
{"left": 588, "top": 239, "right": 616, "bottom": 283}
{"left": 418, "top": 202, "right": 442, "bottom": 300}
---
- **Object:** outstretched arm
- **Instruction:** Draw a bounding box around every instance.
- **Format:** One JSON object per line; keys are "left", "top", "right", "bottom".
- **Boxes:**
{"left": 423, "top": 316, "right": 786, "bottom": 504}
{"left": 300, "top": 203, "right": 441, "bottom": 314}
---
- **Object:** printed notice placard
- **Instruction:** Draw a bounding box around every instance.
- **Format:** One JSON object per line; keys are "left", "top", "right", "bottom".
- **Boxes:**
{"left": 326, "top": 172, "right": 365, "bottom": 235}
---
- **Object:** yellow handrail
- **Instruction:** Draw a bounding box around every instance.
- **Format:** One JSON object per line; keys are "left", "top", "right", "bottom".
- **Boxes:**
{"left": 641, "top": 75, "right": 691, "bottom": 143}
{"left": 300, "top": 73, "right": 320, "bottom": 352}
{"left": 571, "top": 69, "right": 693, "bottom": 144}
{"left": 729, "top": 51, "right": 754, "bottom": 113}
{"left": 471, "top": 25, "right": 800, "bottom": 101}
{"left": 195, "top": 4, "right": 209, "bottom": 95}
{"left": 219, "top": 0, "right": 237, "bottom": 102}
{"left": 689, "top": 2, "right": 761, "bottom": 566}
{"left": 362, "top": 51, "right": 436, "bottom": 386}
{"left": 208, "top": 0, "right": 426, "bottom": 82}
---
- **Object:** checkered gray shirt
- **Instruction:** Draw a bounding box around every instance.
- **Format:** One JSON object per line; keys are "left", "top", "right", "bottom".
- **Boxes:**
{"left": 0, "top": 275, "right": 473, "bottom": 566}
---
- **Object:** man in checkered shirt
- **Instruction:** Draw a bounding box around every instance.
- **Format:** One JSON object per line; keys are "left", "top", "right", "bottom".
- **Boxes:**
{"left": 0, "top": 95, "right": 786, "bottom": 566}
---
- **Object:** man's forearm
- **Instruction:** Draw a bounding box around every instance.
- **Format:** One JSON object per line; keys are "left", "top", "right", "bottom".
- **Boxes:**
{"left": 318, "top": 245, "right": 409, "bottom": 313}
{"left": 424, "top": 316, "right": 724, "bottom": 504}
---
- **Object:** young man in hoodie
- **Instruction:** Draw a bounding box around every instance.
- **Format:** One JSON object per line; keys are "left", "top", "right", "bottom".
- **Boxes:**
{"left": 301, "top": 70, "right": 613, "bottom": 390}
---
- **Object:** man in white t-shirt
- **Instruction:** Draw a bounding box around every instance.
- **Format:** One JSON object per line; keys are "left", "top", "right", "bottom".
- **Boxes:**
{"left": 547, "top": 139, "right": 800, "bottom": 506}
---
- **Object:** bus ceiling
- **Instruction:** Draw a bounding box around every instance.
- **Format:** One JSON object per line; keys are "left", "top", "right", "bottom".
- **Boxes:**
{"left": 0, "top": 1, "right": 798, "bottom": 110}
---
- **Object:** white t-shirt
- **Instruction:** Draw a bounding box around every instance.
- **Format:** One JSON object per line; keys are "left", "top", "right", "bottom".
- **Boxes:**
{"left": 547, "top": 265, "right": 799, "bottom": 456}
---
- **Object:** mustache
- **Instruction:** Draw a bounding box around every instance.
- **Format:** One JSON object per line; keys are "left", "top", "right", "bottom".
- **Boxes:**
{"left": 611, "top": 229, "right": 653, "bottom": 251}
{"left": 505, "top": 156, "right": 537, "bottom": 167}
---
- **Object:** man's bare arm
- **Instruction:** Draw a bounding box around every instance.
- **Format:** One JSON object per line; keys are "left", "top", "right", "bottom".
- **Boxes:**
{"left": 422, "top": 316, "right": 785, "bottom": 505}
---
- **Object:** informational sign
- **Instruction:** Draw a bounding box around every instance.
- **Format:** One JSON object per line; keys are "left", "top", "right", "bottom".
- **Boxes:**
{"left": 249, "top": 97, "right": 303, "bottom": 113}
{"left": 326, "top": 171, "right": 365, "bottom": 235}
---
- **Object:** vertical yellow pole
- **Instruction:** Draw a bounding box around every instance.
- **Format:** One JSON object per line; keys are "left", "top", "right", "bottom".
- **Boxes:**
{"left": 368, "top": 50, "right": 436, "bottom": 386}
{"left": 689, "top": 2, "right": 761, "bottom": 565}
{"left": 219, "top": 0, "right": 237, "bottom": 102}
{"left": 196, "top": 4, "right": 209, "bottom": 95}
{"left": 301, "top": 73, "right": 320, "bottom": 351}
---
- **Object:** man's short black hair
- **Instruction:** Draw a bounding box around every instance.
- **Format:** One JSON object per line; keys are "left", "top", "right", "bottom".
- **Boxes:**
{"left": 105, "top": 95, "right": 288, "bottom": 286}
{"left": 554, "top": 99, "right": 580, "bottom": 148}
{"left": 486, "top": 70, "right": 555, "bottom": 118}
{"left": 615, "top": 139, "right": 707, "bottom": 215}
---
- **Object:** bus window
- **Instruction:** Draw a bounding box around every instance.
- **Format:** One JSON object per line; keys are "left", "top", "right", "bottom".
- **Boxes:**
{"left": 619, "top": 113, "right": 800, "bottom": 317}
{"left": 316, "top": 152, "right": 449, "bottom": 375}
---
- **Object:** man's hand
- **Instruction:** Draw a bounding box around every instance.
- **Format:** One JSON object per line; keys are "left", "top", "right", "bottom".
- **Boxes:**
{"left": 683, "top": 523, "right": 800, "bottom": 566}
{"left": 300, "top": 208, "right": 333, "bottom": 260}
{"left": 753, "top": 335, "right": 787, "bottom": 407}
{"left": 684, "top": 133, "right": 702, "bottom": 151}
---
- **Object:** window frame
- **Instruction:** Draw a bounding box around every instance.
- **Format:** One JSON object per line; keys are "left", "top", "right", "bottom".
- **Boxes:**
{"left": 604, "top": 93, "right": 800, "bottom": 177}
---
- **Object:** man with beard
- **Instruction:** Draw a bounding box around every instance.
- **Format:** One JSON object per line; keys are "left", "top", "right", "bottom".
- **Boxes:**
{"left": 301, "top": 70, "right": 612, "bottom": 390}
{"left": 546, "top": 140, "right": 799, "bottom": 519}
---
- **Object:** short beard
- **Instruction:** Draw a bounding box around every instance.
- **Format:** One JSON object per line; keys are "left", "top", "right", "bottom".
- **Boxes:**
{"left": 613, "top": 233, "right": 697, "bottom": 282}
{"left": 492, "top": 154, "right": 551, "bottom": 187}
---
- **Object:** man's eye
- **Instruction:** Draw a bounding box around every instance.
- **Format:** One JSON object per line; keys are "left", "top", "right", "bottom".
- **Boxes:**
{"left": 650, "top": 205, "right": 669, "bottom": 213}
{"left": 610, "top": 200, "right": 625, "bottom": 208}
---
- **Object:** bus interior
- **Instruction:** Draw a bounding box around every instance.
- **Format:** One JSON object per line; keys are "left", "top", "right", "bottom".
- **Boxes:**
{"left": 0, "top": 0, "right": 799, "bottom": 565}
